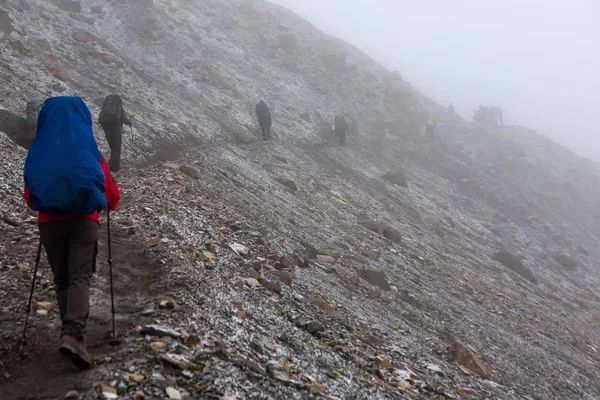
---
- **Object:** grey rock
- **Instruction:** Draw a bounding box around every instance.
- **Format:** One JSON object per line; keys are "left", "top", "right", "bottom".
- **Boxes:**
{"left": 64, "top": 390, "right": 79, "bottom": 399}
{"left": 116, "top": 381, "right": 128, "bottom": 395}
{"left": 359, "top": 269, "right": 391, "bottom": 291}
{"left": 179, "top": 165, "right": 201, "bottom": 179}
{"left": 555, "top": 253, "right": 577, "bottom": 270}
{"left": 383, "top": 171, "right": 408, "bottom": 187}
{"left": 275, "top": 178, "right": 298, "bottom": 192}
{"left": 140, "top": 325, "right": 182, "bottom": 339}
{"left": 54, "top": 0, "right": 82, "bottom": 13}
{"left": 0, "top": 10, "right": 14, "bottom": 36}
{"left": 361, "top": 220, "right": 386, "bottom": 234}
{"left": 383, "top": 227, "right": 402, "bottom": 244}
{"left": 305, "top": 321, "right": 324, "bottom": 335}
{"left": 493, "top": 252, "right": 537, "bottom": 284}
{"left": 277, "top": 33, "right": 297, "bottom": 54}
{"left": 262, "top": 279, "right": 282, "bottom": 295}
{"left": 149, "top": 373, "right": 167, "bottom": 390}
{"left": 161, "top": 353, "right": 195, "bottom": 370}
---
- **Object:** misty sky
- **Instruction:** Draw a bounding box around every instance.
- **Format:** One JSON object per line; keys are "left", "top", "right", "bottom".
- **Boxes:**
{"left": 272, "top": 0, "right": 600, "bottom": 160}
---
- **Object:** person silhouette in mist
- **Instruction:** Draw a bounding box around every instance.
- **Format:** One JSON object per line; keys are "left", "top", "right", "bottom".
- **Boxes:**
{"left": 334, "top": 115, "right": 349, "bottom": 146}
{"left": 256, "top": 100, "right": 272, "bottom": 140}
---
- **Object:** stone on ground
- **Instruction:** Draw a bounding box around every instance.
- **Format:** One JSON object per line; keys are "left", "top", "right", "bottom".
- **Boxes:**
{"left": 140, "top": 325, "right": 182, "bottom": 339}
{"left": 383, "top": 227, "right": 402, "bottom": 244}
{"left": 55, "top": 0, "right": 82, "bottom": 13}
{"left": 361, "top": 220, "right": 386, "bottom": 234}
{"left": 267, "top": 270, "right": 293, "bottom": 285}
{"left": 179, "top": 165, "right": 201, "bottom": 179}
{"left": 555, "top": 253, "right": 577, "bottom": 270}
{"left": 0, "top": 10, "right": 15, "bottom": 35}
{"left": 65, "top": 390, "right": 79, "bottom": 399}
{"left": 493, "top": 251, "right": 537, "bottom": 284}
{"left": 444, "top": 331, "right": 491, "bottom": 379}
{"left": 316, "top": 254, "right": 336, "bottom": 264}
{"left": 72, "top": 31, "right": 89, "bottom": 42}
{"left": 383, "top": 171, "right": 408, "bottom": 187}
{"left": 166, "top": 387, "right": 182, "bottom": 400}
{"left": 99, "top": 385, "right": 117, "bottom": 400}
{"left": 275, "top": 178, "right": 298, "bottom": 192}
{"left": 359, "top": 269, "right": 391, "bottom": 290}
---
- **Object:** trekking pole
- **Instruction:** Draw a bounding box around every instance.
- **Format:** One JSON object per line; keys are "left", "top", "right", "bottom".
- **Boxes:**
{"left": 107, "top": 210, "right": 120, "bottom": 346}
{"left": 22, "top": 239, "right": 43, "bottom": 344}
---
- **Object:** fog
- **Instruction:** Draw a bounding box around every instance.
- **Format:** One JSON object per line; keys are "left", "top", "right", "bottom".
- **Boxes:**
{"left": 273, "top": 0, "right": 600, "bottom": 160}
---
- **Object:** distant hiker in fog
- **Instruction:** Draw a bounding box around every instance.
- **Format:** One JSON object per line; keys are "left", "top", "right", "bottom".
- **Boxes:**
{"left": 474, "top": 105, "right": 490, "bottom": 125}
{"left": 98, "top": 94, "right": 132, "bottom": 172}
{"left": 24, "top": 99, "right": 45, "bottom": 147}
{"left": 425, "top": 112, "right": 436, "bottom": 142}
{"left": 255, "top": 100, "right": 272, "bottom": 140}
{"left": 334, "top": 115, "right": 349, "bottom": 146}
{"left": 489, "top": 107, "right": 499, "bottom": 125}
{"left": 448, "top": 103, "right": 455, "bottom": 114}
{"left": 474, "top": 105, "right": 503, "bottom": 126}
{"left": 0, "top": 103, "right": 43, "bottom": 150}
{"left": 473, "top": 105, "right": 484, "bottom": 124}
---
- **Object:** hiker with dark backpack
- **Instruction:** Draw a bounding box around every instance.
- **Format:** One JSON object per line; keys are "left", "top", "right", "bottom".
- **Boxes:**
{"left": 23, "top": 96, "right": 120, "bottom": 369}
{"left": 20, "top": 99, "right": 45, "bottom": 149}
{"left": 255, "top": 100, "right": 272, "bottom": 140}
{"left": 98, "top": 94, "right": 132, "bottom": 172}
{"left": 334, "top": 115, "right": 349, "bottom": 146}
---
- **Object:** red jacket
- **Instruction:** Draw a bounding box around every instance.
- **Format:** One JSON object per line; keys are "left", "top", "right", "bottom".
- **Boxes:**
{"left": 24, "top": 158, "right": 120, "bottom": 224}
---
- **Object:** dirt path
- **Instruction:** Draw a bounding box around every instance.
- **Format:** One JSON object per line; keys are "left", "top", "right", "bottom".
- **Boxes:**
{"left": 0, "top": 218, "right": 164, "bottom": 400}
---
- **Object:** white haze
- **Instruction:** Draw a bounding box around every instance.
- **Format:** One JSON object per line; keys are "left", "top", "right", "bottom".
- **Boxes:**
{"left": 272, "top": 0, "right": 600, "bottom": 160}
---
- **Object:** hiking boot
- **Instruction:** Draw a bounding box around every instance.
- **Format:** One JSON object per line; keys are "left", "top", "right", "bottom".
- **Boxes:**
{"left": 59, "top": 334, "right": 92, "bottom": 370}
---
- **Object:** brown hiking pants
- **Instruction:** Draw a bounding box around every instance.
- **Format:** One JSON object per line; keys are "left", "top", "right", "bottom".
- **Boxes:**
{"left": 101, "top": 121, "right": 123, "bottom": 172}
{"left": 39, "top": 219, "right": 99, "bottom": 339}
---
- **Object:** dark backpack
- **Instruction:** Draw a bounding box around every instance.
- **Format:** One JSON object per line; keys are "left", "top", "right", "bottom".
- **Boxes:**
{"left": 256, "top": 101, "right": 269, "bottom": 116}
{"left": 334, "top": 115, "right": 347, "bottom": 132}
{"left": 24, "top": 99, "right": 45, "bottom": 144}
{"left": 98, "top": 95, "right": 123, "bottom": 125}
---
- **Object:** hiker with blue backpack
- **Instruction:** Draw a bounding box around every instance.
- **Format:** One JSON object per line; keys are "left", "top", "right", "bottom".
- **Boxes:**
{"left": 98, "top": 94, "right": 132, "bottom": 172}
{"left": 23, "top": 96, "right": 120, "bottom": 369}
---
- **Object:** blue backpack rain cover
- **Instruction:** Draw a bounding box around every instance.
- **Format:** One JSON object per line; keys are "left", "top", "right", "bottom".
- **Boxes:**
{"left": 24, "top": 96, "right": 107, "bottom": 215}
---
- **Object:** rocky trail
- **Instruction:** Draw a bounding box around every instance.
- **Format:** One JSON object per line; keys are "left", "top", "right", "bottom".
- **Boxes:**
{"left": 1, "top": 0, "right": 600, "bottom": 399}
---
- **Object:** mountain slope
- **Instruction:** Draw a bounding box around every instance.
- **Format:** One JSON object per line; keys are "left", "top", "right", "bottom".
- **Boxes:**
{"left": 1, "top": 1, "right": 599, "bottom": 399}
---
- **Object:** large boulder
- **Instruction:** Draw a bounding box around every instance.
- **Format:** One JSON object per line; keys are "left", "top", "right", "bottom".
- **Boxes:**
{"left": 277, "top": 33, "right": 297, "bottom": 54}
{"left": 443, "top": 331, "right": 491, "bottom": 379}
{"left": 493, "top": 251, "right": 537, "bottom": 284}
{"left": 72, "top": 31, "right": 90, "bottom": 43}
{"left": 318, "top": 52, "right": 347, "bottom": 73}
{"left": 383, "top": 227, "right": 402, "bottom": 244}
{"left": 0, "top": 109, "right": 30, "bottom": 149}
{"left": 361, "top": 220, "right": 386, "bottom": 234}
{"left": 383, "top": 171, "right": 408, "bottom": 187}
{"left": 54, "top": 0, "right": 82, "bottom": 13}
{"left": 359, "top": 269, "right": 391, "bottom": 291}
{"left": 0, "top": 10, "right": 14, "bottom": 36}
{"left": 275, "top": 178, "right": 297, "bottom": 192}
{"left": 555, "top": 253, "right": 577, "bottom": 270}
